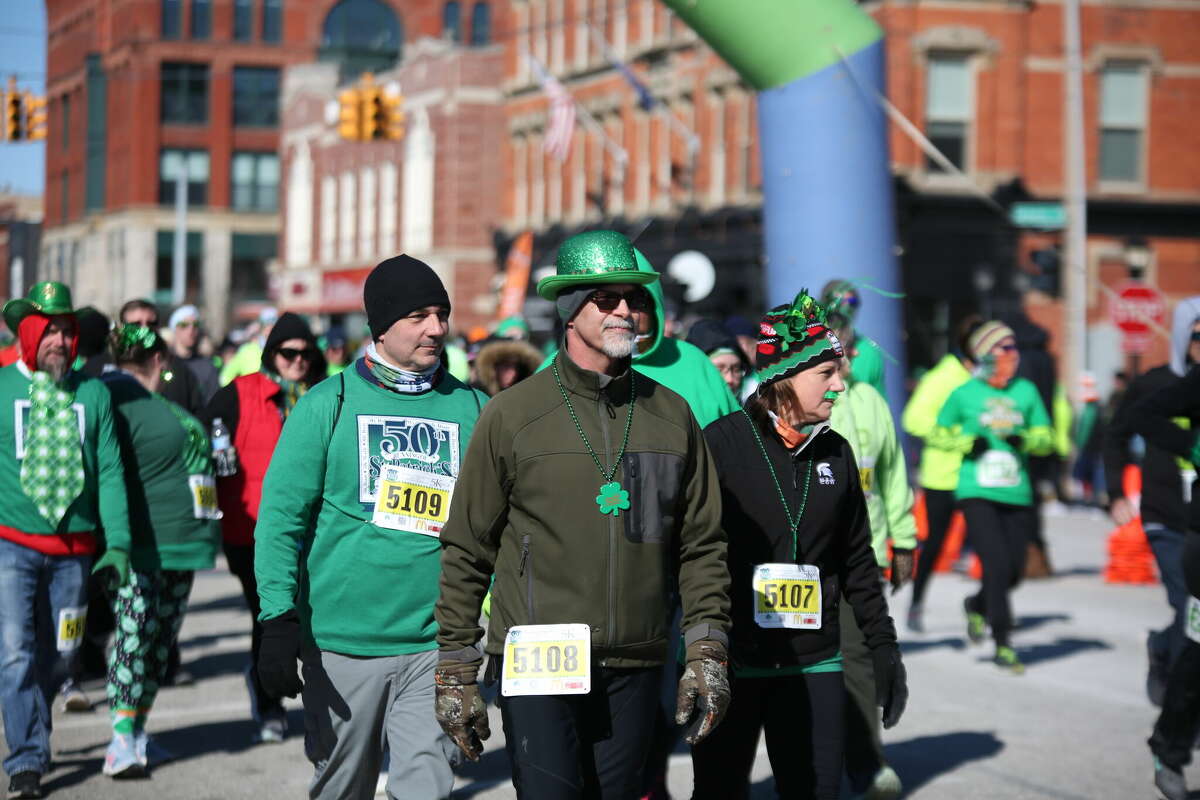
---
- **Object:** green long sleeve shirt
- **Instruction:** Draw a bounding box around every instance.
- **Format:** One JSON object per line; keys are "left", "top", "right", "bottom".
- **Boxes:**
{"left": 0, "top": 364, "right": 131, "bottom": 550}
{"left": 254, "top": 365, "right": 487, "bottom": 656}
{"left": 931, "top": 376, "right": 1054, "bottom": 506}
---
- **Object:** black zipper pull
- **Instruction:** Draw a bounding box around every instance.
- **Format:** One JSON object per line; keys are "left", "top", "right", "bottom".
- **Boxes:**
{"left": 519, "top": 540, "right": 530, "bottom": 575}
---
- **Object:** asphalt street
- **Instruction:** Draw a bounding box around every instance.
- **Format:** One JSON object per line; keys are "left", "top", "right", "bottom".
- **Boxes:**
{"left": 9, "top": 508, "right": 1200, "bottom": 799}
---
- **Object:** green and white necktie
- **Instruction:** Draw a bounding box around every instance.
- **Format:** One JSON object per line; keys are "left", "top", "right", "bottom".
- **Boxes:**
{"left": 20, "top": 371, "right": 85, "bottom": 528}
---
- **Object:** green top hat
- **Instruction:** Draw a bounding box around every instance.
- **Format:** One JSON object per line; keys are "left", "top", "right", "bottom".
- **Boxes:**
{"left": 536, "top": 230, "right": 659, "bottom": 301}
{"left": 3, "top": 281, "right": 77, "bottom": 334}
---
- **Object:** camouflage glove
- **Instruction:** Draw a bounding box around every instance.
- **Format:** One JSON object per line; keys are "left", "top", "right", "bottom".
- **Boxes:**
{"left": 675, "top": 639, "right": 730, "bottom": 745}
{"left": 890, "top": 548, "right": 915, "bottom": 593}
{"left": 434, "top": 659, "right": 490, "bottom": 762}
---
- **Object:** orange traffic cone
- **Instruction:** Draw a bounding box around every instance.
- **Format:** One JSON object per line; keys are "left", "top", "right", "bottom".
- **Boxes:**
{"left": 1103, "top": 465, "right": 1159, "bottom": 585}
{"left": 934, "top": 511, "right": 967, "bottom": 574}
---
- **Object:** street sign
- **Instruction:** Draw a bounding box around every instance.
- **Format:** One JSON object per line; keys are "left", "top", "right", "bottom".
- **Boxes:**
{"left": 1010, "top": 202, "right": 1066, "bottom": 229}
{"left": 1110, "top": 282, "right": 1165, "bottom": 354}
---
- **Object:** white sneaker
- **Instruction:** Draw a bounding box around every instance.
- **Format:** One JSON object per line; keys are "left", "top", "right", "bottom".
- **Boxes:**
{"left": 863, "top": 765, "right": 903, "bottom": 800}
{"left": 58, "top": 679, "right": 90, "bottom": 713}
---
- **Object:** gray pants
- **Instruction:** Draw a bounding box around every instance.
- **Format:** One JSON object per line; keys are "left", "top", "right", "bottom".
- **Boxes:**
{"left": 301, "top": 647, "right": 458, "bottom": 800}
{"left": 840, "top": 594, "right": 884, "bottom": 787}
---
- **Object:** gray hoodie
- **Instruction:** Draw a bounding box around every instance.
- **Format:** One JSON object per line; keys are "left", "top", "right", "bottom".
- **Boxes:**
{"left": 1169, "top": 295, "right": 1200, "bottom": 377}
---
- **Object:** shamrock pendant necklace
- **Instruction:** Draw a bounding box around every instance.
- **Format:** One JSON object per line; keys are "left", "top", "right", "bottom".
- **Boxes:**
{"left": 552, "top": 359, "right": 637, "bottom": 516}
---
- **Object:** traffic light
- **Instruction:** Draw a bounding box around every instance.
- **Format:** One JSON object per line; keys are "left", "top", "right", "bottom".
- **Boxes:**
{"left": 4, "top": 88, "right": 23, "bottom": 141}
{"left": 380, "top": 91, "right": 405, "bottom": 140}
{"left": 24, "top": 93, "right": 46, "bottom": 141}
{"left": 337, "top": 88, "right": 361, "bottom": 141}
{"left": 360, "top": 83, "right": 383, "bottom": 140}
{"left": 1030, "top": 247, "right": 1061, "bottom": 297}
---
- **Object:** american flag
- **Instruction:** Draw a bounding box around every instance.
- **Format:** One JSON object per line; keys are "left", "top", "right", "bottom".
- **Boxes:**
{"left": 529, "top": 55, "right": 576, "bottom": 162}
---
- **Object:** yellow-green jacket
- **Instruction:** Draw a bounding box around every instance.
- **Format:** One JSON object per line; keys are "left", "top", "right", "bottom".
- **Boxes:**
{"left": 902, "top": 354, "right": 971, "bottom": 492}
{"left": 831, "top": 378, "right": 918, "bottom": 567}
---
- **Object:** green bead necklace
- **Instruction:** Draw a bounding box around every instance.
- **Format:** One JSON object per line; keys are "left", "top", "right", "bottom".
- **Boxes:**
{"left": 553, "top": 360, "right": 637, "bottom": 516}
{"left": 740, "top": 408, "right": 814, "bottom": 560}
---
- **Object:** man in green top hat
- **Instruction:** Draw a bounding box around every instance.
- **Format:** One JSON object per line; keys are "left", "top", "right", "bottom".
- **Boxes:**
{"left": 435, "top": 230, "right": 732, "bottom": 799}
{"left": 0, "top": 282, "right": 132, "bottom": 799}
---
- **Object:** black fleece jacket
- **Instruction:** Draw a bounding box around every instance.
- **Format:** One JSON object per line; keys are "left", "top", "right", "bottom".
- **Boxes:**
{"left": 1131, "top": 366, "right": 1200, "bottom": 535}
{"left": 703, "top": 410, "right": 897, "bottom": 670}
{"left": 1104, "top": 365, "right": 1191, "bottom": 532}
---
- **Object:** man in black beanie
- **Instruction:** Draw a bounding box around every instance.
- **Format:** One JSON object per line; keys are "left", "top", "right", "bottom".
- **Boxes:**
{"left": 252, "top": 254, "right": 489, "bottom": 799}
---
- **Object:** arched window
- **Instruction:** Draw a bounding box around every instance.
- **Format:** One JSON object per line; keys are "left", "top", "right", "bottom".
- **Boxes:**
{"left": 320, "top": 0, "right": 403, "bottom": 79}
{"left": 470, "top": 2, "right": 490, "bottom": 46}
{"left": 443, "top": 1, "right": 462, "bottom": 43}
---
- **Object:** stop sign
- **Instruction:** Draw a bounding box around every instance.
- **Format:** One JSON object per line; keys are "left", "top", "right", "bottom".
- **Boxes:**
{"left": 1111, "top": 282, "right": 1166, "bottom": 336}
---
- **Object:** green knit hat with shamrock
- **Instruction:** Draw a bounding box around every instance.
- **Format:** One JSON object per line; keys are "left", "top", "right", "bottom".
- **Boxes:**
{"left": 536, "top": 230, "right": 658, "bottom": 300}
{"left": 755, "top": 289, "right": 845, "bottom": 387}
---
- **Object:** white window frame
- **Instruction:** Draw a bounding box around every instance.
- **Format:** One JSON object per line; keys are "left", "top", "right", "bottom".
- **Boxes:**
{"left": 1097, "top": 59, "right": 1150, "bottom": 192}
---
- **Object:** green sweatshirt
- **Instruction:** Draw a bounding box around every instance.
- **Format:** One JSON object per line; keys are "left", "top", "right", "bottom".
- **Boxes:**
{"left": 255, "top": 364, "right": 487, "bottom": 656}
{"left": 105, "top": 374, "right": 220, "bottom": 572}
{"left": 830, "top": 378, "right": 918, "bottom": 567}
{"left": 850, "top": 335, "right": 888, "bottom": 400}
{"left": 902, "top": 354, "right": 971, "bottom": 491}
{"left": 931, "top": 376, "right": 1054, "bottom": 506}
{"left": 0, "top": 364, "right": 131, "bottom": 550}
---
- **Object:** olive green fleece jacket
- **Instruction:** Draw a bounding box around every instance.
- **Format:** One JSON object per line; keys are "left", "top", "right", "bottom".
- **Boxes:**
{"left": 436, "top": 350, "right": 731, "bottom": 669}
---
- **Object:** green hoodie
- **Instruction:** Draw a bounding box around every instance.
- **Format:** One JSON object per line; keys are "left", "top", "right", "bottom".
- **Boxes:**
{"left": 901, "top": 354, "right": 971, "bottom": 492}
{"left": 538, "top": 252, "right": 739, "bottom": 428}
{"left": 829, "top": 377, "right": 918, "bottom": 567}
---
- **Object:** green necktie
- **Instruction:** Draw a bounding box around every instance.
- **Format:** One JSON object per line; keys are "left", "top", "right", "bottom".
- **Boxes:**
{"left": 20, "top": 371, "right": 85, "bottom": 529}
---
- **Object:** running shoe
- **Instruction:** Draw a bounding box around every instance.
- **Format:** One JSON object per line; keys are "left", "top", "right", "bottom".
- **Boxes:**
{"left": 257, "top": 710, "right": 287, "bottom": 744}
{"left": 103, "top": 734, "right": 147, "bottom": 779}
{"left": 862, "top": 765, "right": 903, "bottom": 800}
{"left": 6, "top": 771, "right": 43, "bottom": 799}
{"left": 906, "top": 604, "right": 924, "bottom": 634}
{"left": 134, "top": 731, "right": 175, "bottom": 767}
{"left": 58, "top": 678, "right": 90, "bottom": 713}
{"left": 1154, "top": 757, "right": 1187, "bottom": 800}
{"left": 993, "top": 646, "right": 1025, "bottom": 675}
{"left": 963, "top": 598, "right": 986, "bottom": 644}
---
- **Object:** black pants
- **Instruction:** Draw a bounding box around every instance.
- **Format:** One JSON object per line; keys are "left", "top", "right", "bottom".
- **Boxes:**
{"left": 499, "top": 666, "right": 659, "bottom": 800}
{"left": 912, "top": 488, "right": 957, "bottom": 607}
{"left": 224, "top": 542, "right": 284, "bottom": 719}
{"left": 1150, "top": 533, "right": 1200, "bottom": 770}
{"left": 691, "top": 671, "right": 844, "bottom": 800}
{"left": 961, "top": 499, "right": 1033, "bottom": 648}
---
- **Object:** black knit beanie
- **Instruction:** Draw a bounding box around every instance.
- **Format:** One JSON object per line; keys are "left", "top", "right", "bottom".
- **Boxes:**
{"left": 261, "top": 312, "right": 317, "bottom": 368}
{"left": 365, "top": 255, "right": 451, "bottom": 338}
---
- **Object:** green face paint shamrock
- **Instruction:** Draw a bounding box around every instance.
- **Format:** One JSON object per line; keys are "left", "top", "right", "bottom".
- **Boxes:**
{"left": 595, "top": 481, "right": 631, "bottom": 516}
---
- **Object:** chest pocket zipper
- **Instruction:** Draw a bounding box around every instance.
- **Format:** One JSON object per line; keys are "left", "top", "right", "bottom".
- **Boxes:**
{"left": 519, "top": 534, "right": 533, "bottom": 623}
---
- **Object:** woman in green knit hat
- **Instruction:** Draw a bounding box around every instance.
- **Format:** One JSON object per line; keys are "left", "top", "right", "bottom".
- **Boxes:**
{"left": 98, "top": 324, "right": 221, "bottom": 778}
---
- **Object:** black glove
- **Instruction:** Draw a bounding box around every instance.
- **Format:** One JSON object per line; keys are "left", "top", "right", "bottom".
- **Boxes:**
{"left": 1005, "top": 433, "right": 1024, "bottom": 451}
{"left": 676, "top": 639, "right": 731, "bottom": 744}
{"left": 258, "top": 610, "right": 303, "bottom": 699}
{"left": 890, "top": 549, "right": 915, "bottom": 593}
{"left": 435, "top": 659, "right": 490, "bottom": 762}
{"left": 872, "top": 644, "right": 908, "bottom": 729}
{"left": 967, "top": 437, "right": 989, "bottom": 459}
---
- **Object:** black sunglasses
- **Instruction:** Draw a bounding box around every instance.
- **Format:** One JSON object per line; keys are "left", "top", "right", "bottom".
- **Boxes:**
{"left": 1191, "top": 331, "right": 1200, "bottom": 342}
{"left": 277, "top": 347, "right": 316, "bottom": 362}
{"left": 589, "top": 289, "right": 652, "bottom": 313}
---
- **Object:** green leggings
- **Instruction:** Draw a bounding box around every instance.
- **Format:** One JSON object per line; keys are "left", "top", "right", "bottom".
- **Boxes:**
{"left": 106, "top": 570, "right": 194, "bottom": 734}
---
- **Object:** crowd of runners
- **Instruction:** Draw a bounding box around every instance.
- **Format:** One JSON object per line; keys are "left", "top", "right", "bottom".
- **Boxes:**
{"left": 0, "top": 231, "right": 1197, "bottom": 800}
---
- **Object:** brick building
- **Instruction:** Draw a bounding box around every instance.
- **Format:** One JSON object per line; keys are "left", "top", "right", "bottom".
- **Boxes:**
{"left": 40, "top": 0, "right": 330, "bottom": 334}
{"left": 271, "top": 0, "right": 1198, "bottom": 381}
{"left": 875, "top": 0, "right": 1200, "bottom": 384}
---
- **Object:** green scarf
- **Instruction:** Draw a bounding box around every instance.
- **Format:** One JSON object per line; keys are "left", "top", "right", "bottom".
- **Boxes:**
{"left": 20, "top": 371, "right": 85, "bottom": 528}
{"left": 264, "top": 370, "right": 306, "bottom": 417}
